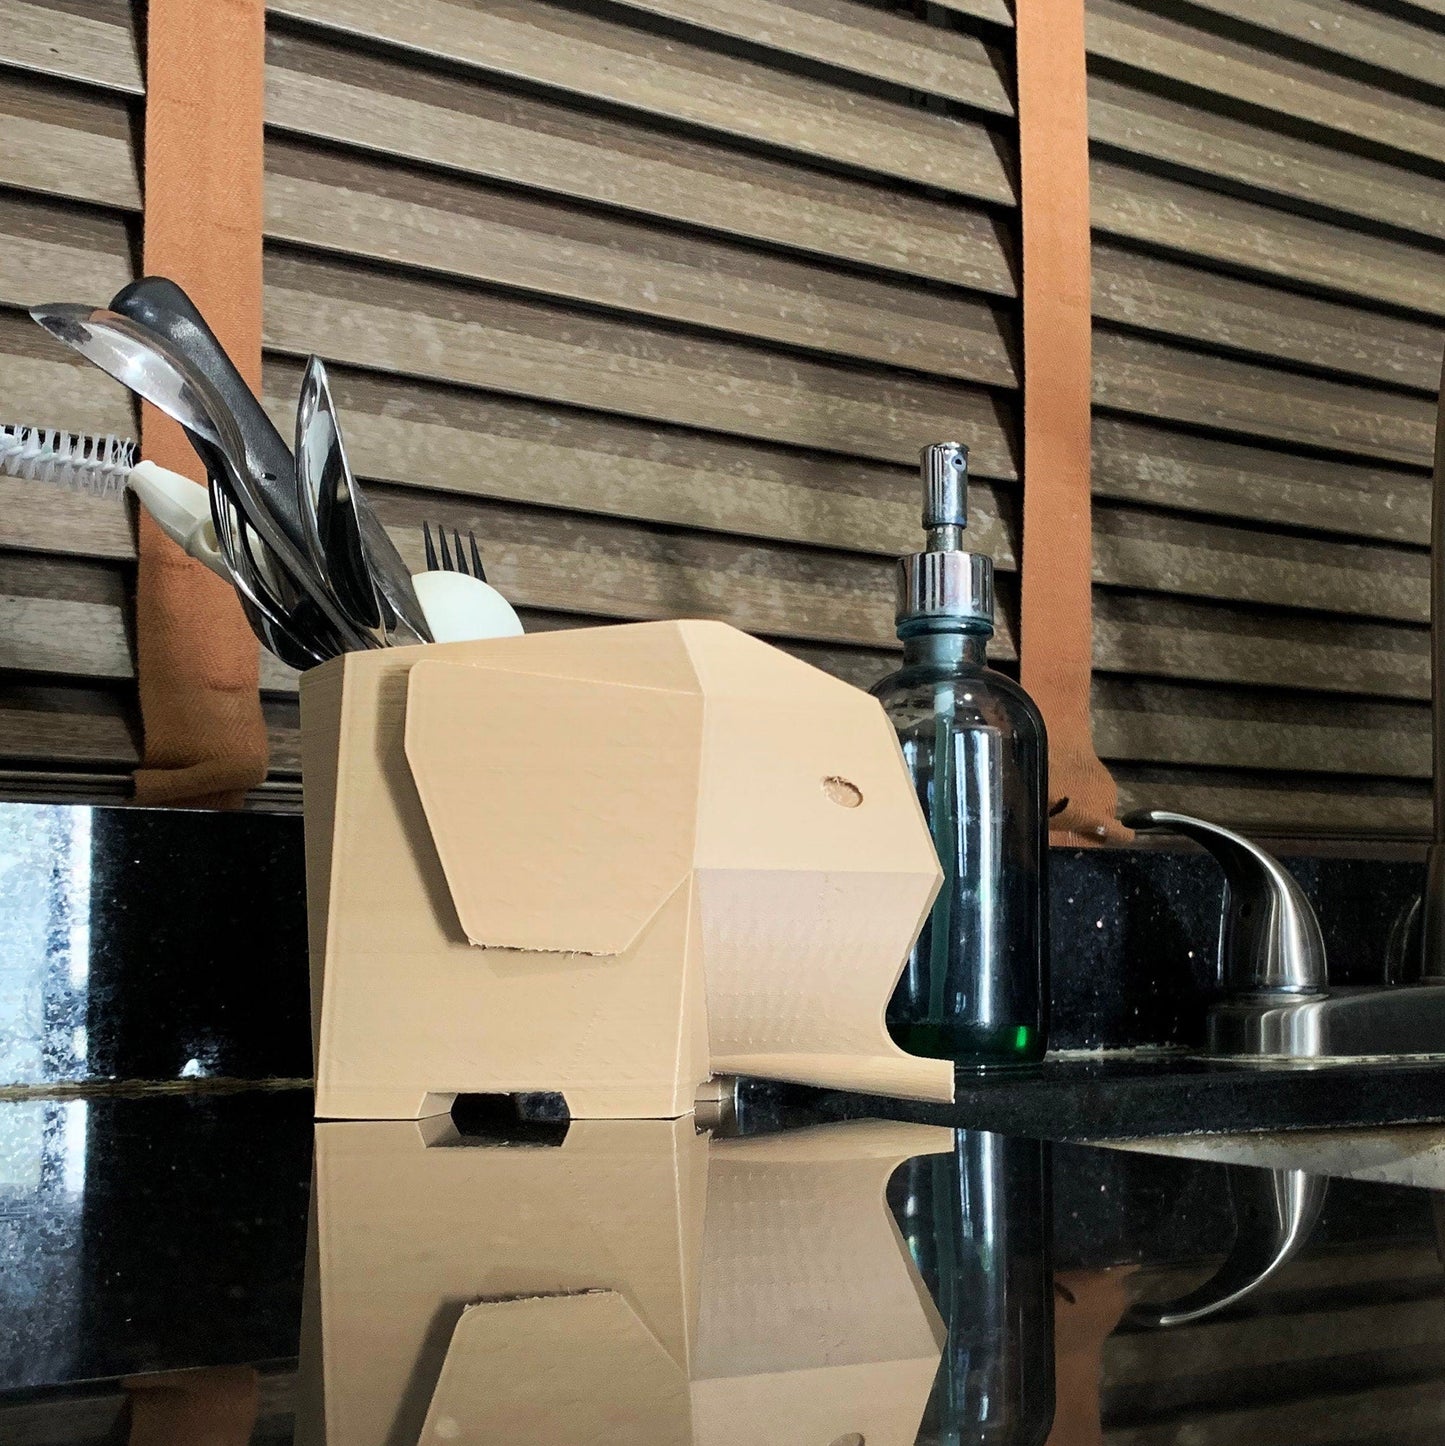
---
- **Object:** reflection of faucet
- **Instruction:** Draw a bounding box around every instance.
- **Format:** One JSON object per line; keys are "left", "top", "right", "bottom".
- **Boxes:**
{"left": 1126, "top": 809, "right": 1445, "bottom": 1061}
{"left": 1128, "top": 1165, "right": 1327, "bottom": 1327}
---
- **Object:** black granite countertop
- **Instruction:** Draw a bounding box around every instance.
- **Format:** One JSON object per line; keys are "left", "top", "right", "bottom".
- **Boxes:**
{"left": 4, "top": 1089, "right": 1445, "bottom": 1445}
{"left": 6, "top": 802, "right": 1445, "bottom": 1441}
{"left": 2, "top": 801, "right": 1442, "bottom": 1142}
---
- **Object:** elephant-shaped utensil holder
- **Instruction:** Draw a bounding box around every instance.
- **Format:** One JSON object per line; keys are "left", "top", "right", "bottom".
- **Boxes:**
{"left": 301, "top": 619, "right": 952, "bottom": 1120}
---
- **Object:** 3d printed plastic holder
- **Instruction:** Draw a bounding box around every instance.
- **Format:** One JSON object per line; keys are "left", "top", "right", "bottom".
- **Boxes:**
{"left": 301, "top": 619, "right": 951, "bottom": 1120}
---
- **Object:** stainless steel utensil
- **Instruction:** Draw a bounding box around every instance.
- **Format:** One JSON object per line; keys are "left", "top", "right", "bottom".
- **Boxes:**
{"left": 295, "top": 356, "right": 388, "bottom": 648}
{"left": 416, "top": 521, "right": 522, "bottom": 641}
{"left": 32, "top": 303, "right": 371, "bottom": 657}
{"left": 424, "top": 521, "right": 488, "bottom": 581}
{"left": 306, "top": 357, "right": 431, "bottom": 646}
{"left": 30, "top": 304, "right": 228, "bottom": 452}
{"left": 210, "top": 489, "right": 325, "bottom": 670}
{"left": 109, "top": 277, "right": 307, "bottom": 554}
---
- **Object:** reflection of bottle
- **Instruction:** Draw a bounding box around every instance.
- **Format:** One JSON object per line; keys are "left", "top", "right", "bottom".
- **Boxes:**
{"left": 892, "top": 1130, "right": 1055, "bottom": 1446}
{"left": 872, "top": 444, "right": 1048, "bottom": 1066}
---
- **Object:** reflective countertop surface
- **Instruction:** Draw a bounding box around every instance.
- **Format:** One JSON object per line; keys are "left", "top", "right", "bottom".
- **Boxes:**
{"left": 4, "top": 1088, "right": 1445, "bottom": 1444}
{"left": 5, "top": 801, "right": 1445, "bottom": 1144}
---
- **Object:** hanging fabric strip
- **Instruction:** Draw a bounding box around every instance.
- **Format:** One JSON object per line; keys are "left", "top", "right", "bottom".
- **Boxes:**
{"left": 132, "top": 0, "right": 269, "bottom": 808}
{"left": 1015, "top": 0, "right": 1130, "bottom": 846}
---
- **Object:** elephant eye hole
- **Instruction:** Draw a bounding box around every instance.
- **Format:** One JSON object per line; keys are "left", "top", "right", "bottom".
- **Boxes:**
{"left": 822, "top": 776, "right": 863, "bottom": 808}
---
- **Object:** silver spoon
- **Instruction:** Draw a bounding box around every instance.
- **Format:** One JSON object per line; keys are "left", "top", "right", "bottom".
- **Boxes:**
{"left": 297, "top": 356, "right": 431, "bottom": 645}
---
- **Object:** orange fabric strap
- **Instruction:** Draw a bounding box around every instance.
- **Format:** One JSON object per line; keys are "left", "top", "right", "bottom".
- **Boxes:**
{"left": 126, "top": 1367, "right": 259, "bottom": 1446}
{"left": 1046, "top": 1268, "right": 1135, "bottom": 1446}
{"left": 1015, "top": 0, "right": 1130, "bottom": 846}
{"left": 132, "top": 0, "right": 269, "bottom": 809}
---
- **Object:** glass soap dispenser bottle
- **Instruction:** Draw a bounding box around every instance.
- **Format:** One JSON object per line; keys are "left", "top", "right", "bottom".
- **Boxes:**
{"left": 873, "top": 442, "right": 1048, "bottom": 1066}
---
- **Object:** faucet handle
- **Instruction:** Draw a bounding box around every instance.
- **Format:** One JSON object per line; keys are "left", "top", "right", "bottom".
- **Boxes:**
{"left": 1123, "top": 810, "right": 1327, "bottom": 998}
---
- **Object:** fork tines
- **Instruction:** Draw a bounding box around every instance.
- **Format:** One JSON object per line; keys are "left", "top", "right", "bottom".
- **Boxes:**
{"left": 424, "top": 521, "right": 487, "bottom": 582}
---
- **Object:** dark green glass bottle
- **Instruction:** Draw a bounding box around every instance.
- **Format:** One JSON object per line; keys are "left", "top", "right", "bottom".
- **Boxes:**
{"left": 872, "top": 444, "right": 1049, "bottom": 1067}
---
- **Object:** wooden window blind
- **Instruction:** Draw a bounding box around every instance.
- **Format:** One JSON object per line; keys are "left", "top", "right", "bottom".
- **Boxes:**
{"left": 0, "top": 0, "right": 1440, "bottom": 837}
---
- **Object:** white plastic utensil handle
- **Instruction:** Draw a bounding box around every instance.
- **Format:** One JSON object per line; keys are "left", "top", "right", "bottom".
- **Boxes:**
{"left": 410, "top": 569, "right": 524, "bottom": 642}
{"left": 127, "top": 460, "right": 230, "bottom": 581}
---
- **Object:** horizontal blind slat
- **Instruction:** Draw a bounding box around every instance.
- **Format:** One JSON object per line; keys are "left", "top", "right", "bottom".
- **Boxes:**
{"left": 1087, "top": 0, "right": 1445, "bottom": 166}
{"left": 1090, "top": 74, "right": 1445, "bottom": 241}
{"left": 1092, "top": 159, "right": 1445, "bottom": 320}
{"left": 263, "top": 32, "right": 1017, "bottom": 292}
{"left": 261, "top": 249, "right": 1020, "bottom": 474}
{"left": 0, "top": 74, "right": 141, "bottom": 210}
{"left": 264, "top": 141, "right": 1018, "bottom": 385}
{"left": 0, "top": 0, "right": 143, "bottom": 94}
{"left": 1094, "top": 330, "right": 1436, "bottom": 466}
{"left": 268, "top": 0, "right": 1016, "bottom": 202}
{"left": 1172, "top": 0, "right": 1445, "bottom": 93}
{"left": 1093, "top": 241, "right": 1445, "bottom": 393}
{"left": 603, "top": 0, "right": 1012, "bottom": 114}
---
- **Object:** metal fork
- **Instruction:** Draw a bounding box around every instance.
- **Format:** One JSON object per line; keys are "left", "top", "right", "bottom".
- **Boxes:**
{"left": 423, "top": 521, "right": 488, "bottom": 582}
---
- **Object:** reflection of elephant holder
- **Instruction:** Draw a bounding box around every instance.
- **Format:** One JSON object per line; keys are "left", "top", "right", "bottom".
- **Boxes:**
{"left": 295, "top": 1118, "right": 952, "bottom": 1446}
{"left": 301, "top": 620, "right": 952, "bottom": 1121}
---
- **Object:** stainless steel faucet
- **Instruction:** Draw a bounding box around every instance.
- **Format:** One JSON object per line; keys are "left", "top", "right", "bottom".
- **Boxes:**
{"left": 1123, "top": 358, "right": 1445, "bottom": 1062}
{"left": 1127, "top": 803, "right": 1445, "bottom": 1062}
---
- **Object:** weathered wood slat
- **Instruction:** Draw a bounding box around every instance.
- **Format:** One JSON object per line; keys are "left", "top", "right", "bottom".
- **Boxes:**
{"left": 1091, "top": 416, "right": 1429, "bottom": 547}
{"left": 268, "top": 0, "right": 1016, "bottom": 203}
{"left": 263, "top": 32, "right": 1016, "bottom": 295}
{"left": 1090, "top": 74, "right": 1445, "bottom": 242}
{"left": 0, "top": 0, "right": 143, "bottom": 94}
{"left": 605, "top": 0, "right": 1012, "bottom": 115}
{"left": 1114, "top": 765, "right": 1430, "bottom": 837}
{"left": 1091, "top": 159, "right": 1445, "bottom": 321}
{"left": 1094, "top": 677, "right": 1429, "bottom": 778}
{"left": 0, "top": 71, "right": 140, "bottom": 211}
{"left": 0, "top": 193, "right": 134, "bottom": 309}
{"left": 0, "top": 313, "right": 136, "bottom": 438}
{"left": 263, "top": 141, "right": 1018, "bottom": 386}
{"left": 1093, "top": 242, "right": 1445, "bottom": 393}
{"left": 0, "top": 684, "right": 301, "bottom": 773}
{"left": 1087, "top": 0, "right": 1445, "bottom": 166}
{"left": 1095, "top": 592, "right": 1428, "bottom": 702}
{"left": 1091, "top": 506, "right": 1426, "bottom": 626}
{"left": 1175, "top": 0, "right": 1445, "bottom": 93}
{"left": 1094, "top": 330, "right": 1437, "bottom": 467}
{"left": 0, "top": 594, "right": 302, "bottom": 696}
{"left": 261, "top": 249, "right": 1020, "bottom": 476}
{"left": 0, "top": 475, "right": 134, "bottom": 560}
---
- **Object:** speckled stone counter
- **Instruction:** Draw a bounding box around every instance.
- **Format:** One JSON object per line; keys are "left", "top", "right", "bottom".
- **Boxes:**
{"left": 0, "top": 801, "right": 1441, "bottom": 1143}
{"left": 3, "top": 1090, "right": 1445, "bottom": 1445}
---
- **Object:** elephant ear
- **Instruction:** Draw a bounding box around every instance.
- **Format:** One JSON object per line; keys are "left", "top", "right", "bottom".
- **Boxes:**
{"left": 404, "top": 659, "right": 702, "bottom": 956}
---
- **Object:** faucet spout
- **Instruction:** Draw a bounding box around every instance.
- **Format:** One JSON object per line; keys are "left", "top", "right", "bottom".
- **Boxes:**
{"left": 1124, "top": 810, "right": 1327, "bottom": 999}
